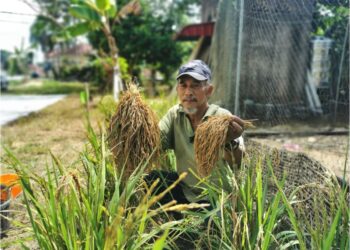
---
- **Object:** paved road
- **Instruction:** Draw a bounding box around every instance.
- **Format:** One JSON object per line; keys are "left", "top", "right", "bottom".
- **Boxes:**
{"left": 0, "top": 95, "right": 66, "bottom": 126}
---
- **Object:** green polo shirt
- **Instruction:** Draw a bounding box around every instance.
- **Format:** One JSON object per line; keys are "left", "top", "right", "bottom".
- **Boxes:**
{"left": 159, "top": 104, "right": 244, "bottom": 202}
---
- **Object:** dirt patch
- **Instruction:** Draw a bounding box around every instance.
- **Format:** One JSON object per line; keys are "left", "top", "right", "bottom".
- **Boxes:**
{"left": 251, "top": 134, "right": 349, "bottom": 182}
{"left": 1, "top": 95, "right": 103, "bottom": 170}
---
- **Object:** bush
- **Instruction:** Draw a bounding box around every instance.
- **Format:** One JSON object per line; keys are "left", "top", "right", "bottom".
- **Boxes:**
{"left": 58, "top": 56, "right": 131, "bottom": 90}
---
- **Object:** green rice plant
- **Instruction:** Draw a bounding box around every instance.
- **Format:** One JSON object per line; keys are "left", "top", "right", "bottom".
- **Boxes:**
{"left": 180, "top": 155, "right": 289, "bottom": 250}
{"left": 2, "top": 119, "right": 203, "bottom": 249}
{"left": 97, "top": 95, "right": 117, "bottom": 123}
{"left": 183, "top": 152, "right": 349, "bottom": 250}
{"left": 270, "top": 166, "right": 349, "bottom": 250}
{"left": 3, "top": 92, "right": 349, "bottom": 249}
{"left": 4, "top": 132, "right": 348, "bottom": 250}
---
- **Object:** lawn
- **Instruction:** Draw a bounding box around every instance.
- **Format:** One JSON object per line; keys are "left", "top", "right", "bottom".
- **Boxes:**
{"left": 1, "top": 95, "right": 101, "bottom": 170}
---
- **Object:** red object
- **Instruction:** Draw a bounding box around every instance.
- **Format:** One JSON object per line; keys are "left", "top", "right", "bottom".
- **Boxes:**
{"left": 175, "top": 22, "right": 215, "bottom": 41}
{"left": 0, "top": 174, "right": 22, "bottom": 200}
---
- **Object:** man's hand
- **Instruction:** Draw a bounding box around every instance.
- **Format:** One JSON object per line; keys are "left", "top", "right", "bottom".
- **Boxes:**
{"left": 226, "top": 115, "right": 245, "bottom": 143}
{"left": 224, "top": 115, "right": 246, "bottom": 168}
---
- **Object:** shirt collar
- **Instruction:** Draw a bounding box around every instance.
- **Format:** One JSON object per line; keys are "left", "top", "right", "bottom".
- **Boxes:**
{"left": 202, "top": 104, "right": 219, "bottom": 121}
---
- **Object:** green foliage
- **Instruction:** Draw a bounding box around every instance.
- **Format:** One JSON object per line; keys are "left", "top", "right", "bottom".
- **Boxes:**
{"left": 69, "top": 4, "right": 101, "bottom": 23}
{"left": 6, "top": 44, "right": 33, "bottom": 76}
{"left": 313, "top": 3, "right": 349, "bottom": 90}
{"left": 7, "top": 80, "right": 92, "bottom": 95}
{"left": 3, "top": 115, "right": 192, "bottom": 249}
{"left": 97, "top": 95, "right": 117, "bottom": 122}
{"left": 96, "top": 0, "right": 111, "bottom": 11}
{"left": 152, "top": 229, "right": 169, "bottom": 250}
{"left": 118, "top": 56, "right": 131, "bottom": 82}
{"left": 88, "top": 0, "right": 197, "bottom": 84}
{"left": 145, "top": 96, "right": 177, "bottom": 119}
{"left": 0, "top": 50, "right": 11, "bottom": 70}
{"left": 66, "top": 22, "right": 92, "bottom": 36}
{"left": 96, "top": 92, "right": 177, "bottom": 124}
{"left": 7, "top": 57, "right": 23, "bottom": 75}
{"left": 89, "top": 56, "right": 130, "bottom": 86}
{"left": 30, "top": 0, "right": 73, "bottom": 53}
{"left": 55, "top": 56, "right": 130, "bottom": 89}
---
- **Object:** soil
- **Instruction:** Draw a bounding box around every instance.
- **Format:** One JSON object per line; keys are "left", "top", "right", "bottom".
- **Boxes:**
{"left": 247, "top": 129, "right": 349, "bottom": 182}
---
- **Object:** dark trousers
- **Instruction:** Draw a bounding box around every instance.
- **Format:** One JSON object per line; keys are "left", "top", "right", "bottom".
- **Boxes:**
{"left": 144, "top": 170, "right": 190, "bottom": 205}
{"left": 144, "top": 170, "right": 213, "bottom": 220}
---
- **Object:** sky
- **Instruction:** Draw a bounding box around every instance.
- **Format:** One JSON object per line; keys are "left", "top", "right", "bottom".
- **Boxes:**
{"left": 0, "top": 0, "right": 38, "bottom": 53}
{"left": 0, "top": 0, "right": 200, "bottom": 59}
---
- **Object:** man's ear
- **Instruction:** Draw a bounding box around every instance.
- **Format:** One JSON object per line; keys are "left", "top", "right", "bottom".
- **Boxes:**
{"left": 206, "top": 84, "right": 214, "bottom": 96}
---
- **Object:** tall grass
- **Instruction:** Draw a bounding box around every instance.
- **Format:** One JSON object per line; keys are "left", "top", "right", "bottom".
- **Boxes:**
{"left": 2, "top": 94, "right": 349, "bottom": 249}
{"left": 4, "top": 121, "right": 202, "bottom": 249}
{"left": 188, "top": 155, "right": 349, "bottom": 250}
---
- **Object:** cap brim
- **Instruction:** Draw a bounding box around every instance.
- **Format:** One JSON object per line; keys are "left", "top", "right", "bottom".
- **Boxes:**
{"left": 176, "top": 72, "right": 207, "bottom": 81}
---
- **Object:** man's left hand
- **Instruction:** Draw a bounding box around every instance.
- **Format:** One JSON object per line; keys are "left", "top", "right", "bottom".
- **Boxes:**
{"left": 226, "top": 115, "right": 245, "bottom": 142}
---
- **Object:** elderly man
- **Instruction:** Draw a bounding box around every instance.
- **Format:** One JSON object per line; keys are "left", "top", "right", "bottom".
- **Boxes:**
{"left": 145, "top": 60, "right": 245, "bottom": 207}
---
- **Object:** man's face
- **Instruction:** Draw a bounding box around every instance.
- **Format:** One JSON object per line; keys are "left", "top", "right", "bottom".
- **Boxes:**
{"left": 176, "top": 75, "right": 213, "bottom": 115}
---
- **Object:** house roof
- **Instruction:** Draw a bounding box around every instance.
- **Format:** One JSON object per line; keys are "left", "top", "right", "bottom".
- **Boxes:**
{"left": 175, "top": 22, "right": 215, "bottom": 41}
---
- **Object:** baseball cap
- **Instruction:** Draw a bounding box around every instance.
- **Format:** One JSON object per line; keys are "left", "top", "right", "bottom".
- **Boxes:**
{"left": 176, "top": 60, "right": 211, "bottom": 81}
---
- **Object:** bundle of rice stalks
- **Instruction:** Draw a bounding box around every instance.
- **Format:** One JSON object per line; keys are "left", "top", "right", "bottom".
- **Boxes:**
{"left": 194, "top": 115, "right": 254, "bottom": 177}
{"left": 108, "top": 84, "right": 160, "bottom": 179}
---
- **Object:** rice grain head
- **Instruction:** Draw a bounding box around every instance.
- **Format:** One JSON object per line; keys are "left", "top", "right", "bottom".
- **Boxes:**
{"left": 194, "top": 115, "right": 254, "bottom": 177}
{"left": 108, "top": 84, "right": 161, "bottom": 179}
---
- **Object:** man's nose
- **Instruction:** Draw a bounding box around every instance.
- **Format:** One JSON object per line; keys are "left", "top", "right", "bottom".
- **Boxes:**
{"left": 184, "top": 86, "right": 194, "bottom": 95}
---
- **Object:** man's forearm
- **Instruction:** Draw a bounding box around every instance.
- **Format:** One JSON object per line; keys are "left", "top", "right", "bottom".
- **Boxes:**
{"left": 224, "top": 147, "right": 244, "bottom": 169}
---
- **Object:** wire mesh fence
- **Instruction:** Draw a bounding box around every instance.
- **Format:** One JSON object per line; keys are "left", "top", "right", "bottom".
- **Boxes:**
{"left": 209, "top": 0, "right": 349, "bottom": 126}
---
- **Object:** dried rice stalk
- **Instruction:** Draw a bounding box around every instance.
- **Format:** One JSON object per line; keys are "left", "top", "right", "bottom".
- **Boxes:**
{"left": 108, "top": 84, "right": 160, "bottom": 179}
{"left": 194, "top": 115, "right": 254, "bottom": 177}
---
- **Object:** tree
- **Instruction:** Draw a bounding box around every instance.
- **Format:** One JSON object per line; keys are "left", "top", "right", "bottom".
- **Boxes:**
{"left": 27, "top": 0, "right": 140, "bottom": 97}
{"left": 0, "top": 50, "right": 11, "bottom": 70}
{"left": 87, "top": 0, "right": 199, "bottom": 92}
{"left": 65, "top": 0, "right": 142, "bottom": 98}
{"left": 27, "top": 0, "right": 78, "bottom": 80}
{"left": 25, "top": 0, "right": 72, "bottom": 51}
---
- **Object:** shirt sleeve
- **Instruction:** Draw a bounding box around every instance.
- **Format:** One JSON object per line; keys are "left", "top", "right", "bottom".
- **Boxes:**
{"left": 159, "top": 108, "right": 175, "bottom": 150}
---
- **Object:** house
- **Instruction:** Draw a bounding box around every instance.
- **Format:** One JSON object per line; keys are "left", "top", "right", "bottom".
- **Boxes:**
{"left": 46, "top": 43, "right": 93, "bottom": 74}
{"left": 175, "top": 0, "right": 218, "bottom": 61}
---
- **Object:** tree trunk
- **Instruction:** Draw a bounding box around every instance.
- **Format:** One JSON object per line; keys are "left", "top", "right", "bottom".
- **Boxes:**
{"left": 103, "top": 25, "right": 124, "bottom": 100}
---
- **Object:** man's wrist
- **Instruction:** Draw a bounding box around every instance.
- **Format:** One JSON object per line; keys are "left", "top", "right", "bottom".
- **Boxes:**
{"left": 225, "top": 138, "right": 240, "bottom": 151}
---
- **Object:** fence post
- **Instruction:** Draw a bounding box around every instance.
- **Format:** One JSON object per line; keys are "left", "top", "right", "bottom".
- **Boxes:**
{"left": 333, "top": 20, "right": 349, "bottom": 123}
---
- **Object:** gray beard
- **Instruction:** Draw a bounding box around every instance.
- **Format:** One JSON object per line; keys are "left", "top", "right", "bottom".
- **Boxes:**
{"left": 184, "top": 107, "right": 198, "bottom": 115}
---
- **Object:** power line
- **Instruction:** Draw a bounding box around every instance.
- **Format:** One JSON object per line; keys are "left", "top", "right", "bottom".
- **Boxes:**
{"left": 0, "top": 11, "right": 37, "bottom": 16}
{"left": 0, "top": 19, "right": 33, "bottom": 24}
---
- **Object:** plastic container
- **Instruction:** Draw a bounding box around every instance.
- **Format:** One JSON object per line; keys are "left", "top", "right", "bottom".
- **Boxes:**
{"left": 0, "top": 174, "right": 22, "bottom": 236}
{"left": 0, "top": 174, "right": 22, "bottom": 199}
